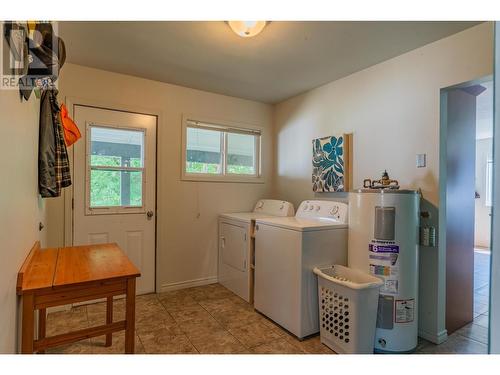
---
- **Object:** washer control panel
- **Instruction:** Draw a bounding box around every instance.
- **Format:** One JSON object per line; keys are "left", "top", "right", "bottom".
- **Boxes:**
{"left": 296, "top": 200, "right": 348, "bottom": 223}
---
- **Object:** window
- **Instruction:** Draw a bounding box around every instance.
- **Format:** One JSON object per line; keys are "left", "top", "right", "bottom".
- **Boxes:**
{"left": 183, "top": 118, "right": 261, "bottom": 181}
{"left": 186, "top": 127, "right": 222, "bottom": 174}
{"left": 485, "top": 159, "right": 493, "bottom": 207}
{"left": 87, "top": 125, "right": 145, "bottom": 212}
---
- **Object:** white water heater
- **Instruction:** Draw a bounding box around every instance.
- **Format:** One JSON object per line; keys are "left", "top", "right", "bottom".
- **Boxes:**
{"left": 348, "top": 189, "right": 420, "bottom": 353}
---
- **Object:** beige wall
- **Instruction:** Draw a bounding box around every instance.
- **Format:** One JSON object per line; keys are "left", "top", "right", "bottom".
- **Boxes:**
{"left": 0, "top": 90, "right": 43, "bottom": 353}
{"left": 41, "top": 23, "right": 494, "bottom": 345}
{"left": 475, "top": 137, "right": 493, "bottom": 249}
{"left": 273, "top": 23, "right": 493, "bottom": 342}
{"left": 46, "top": 63, "right": 274, "bottom": 292}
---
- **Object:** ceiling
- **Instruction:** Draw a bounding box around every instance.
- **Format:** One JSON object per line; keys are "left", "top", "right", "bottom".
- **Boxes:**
{"left": 59, "top": 21, "right": 481, "bottom": 104}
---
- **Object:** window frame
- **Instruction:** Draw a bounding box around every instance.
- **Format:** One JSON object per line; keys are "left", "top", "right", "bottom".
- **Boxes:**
{"left": 85, "top": 122, "right": 147, "bottom": 215}
{"left": 181, "top": 115, "right": 263, "bottom": 183}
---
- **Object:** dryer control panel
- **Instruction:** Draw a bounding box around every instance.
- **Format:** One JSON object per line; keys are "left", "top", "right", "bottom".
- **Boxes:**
{"left": 296, "top": 200, "right": 348, "bottom": 223}
{"left": 253, "top": 199, "right": 295, "bottom": 217}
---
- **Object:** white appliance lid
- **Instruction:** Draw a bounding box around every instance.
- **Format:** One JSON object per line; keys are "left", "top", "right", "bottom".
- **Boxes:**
{"left": 219, "top": 212, "right": 284, "bottom": 223}
{"left": 255, "top": 216, "right": 347, "bottom": 231}
{"left": 253, "top": 199, "right": 295, "bottom": 216}
{"left": 295, "top": 200, "right": 348, "bottom": 223}
{"left": 219, "top": 199, "right": 295, "bottom": 223}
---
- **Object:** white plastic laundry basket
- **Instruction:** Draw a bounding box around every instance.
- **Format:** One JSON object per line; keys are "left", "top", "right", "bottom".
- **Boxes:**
{"left": 313, "top": 265, "right": 383, "bottom": 354}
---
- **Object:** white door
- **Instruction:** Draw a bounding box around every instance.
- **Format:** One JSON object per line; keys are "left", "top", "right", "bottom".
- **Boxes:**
{"left": 254, "top": 224, "right": 301, "bottom": 334}
{"left": 218, "top": 219, "right": 250, "bottom": 301}
{"left": 73, "top": 105, "right": 157, "bottom": 295}
{"left": 220, "top": 222, "right": 247, "bottom": 272}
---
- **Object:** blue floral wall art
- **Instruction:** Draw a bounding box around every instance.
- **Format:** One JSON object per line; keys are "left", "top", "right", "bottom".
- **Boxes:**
{"left": 312, "top": 134, "right": 351, "bottom": 192}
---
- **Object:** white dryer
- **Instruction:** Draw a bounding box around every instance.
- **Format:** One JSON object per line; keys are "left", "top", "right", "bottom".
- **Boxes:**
{"left": 254, "top": 200, "right": 348, "bottom": 339}
{"left": 218, "top": 199, "right": 294, "bottom": 303}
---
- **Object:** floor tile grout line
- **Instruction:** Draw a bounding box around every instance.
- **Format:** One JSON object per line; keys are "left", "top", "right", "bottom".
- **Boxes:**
{"left": 455, "top": 333, "right": 489, "bottom": 347}
{"left": 134, "top": 329, "right": 152, "bottom": 354}
{"left": 196, "top": 295, "right": 253, "bottom": 352}
{"left": 159, "top": 293, "right": 205, "bottom": 354}
{"left": 176, "top": 290, "right": 284, "bottom": 352}
{"left": 198, "top": 294, "right": 304, "bottom": 352}
{"left": 195, "top": 291, "right": 285, "bottom": 352}
{"left": 135, "top": 293, "right": 200, "bottom": 354}
{"left": 157, "top": 294, "right": 201, "bottom": 354}
{"left": 194, "top": 296, "right": 238, "bottom": 353}
{"left": 181, "top": 299, "right": 204, "bottom": 354}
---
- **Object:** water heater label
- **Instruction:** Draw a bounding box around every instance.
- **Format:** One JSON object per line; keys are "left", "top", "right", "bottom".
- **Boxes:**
{"left": 369, "top": 242, "right": 400, "bottom": 294}
{"left": 369, "top": 244, "right": 399, "bottom": 253}
{"left": 395, "top": 299, "right": 415, "bottom": 323}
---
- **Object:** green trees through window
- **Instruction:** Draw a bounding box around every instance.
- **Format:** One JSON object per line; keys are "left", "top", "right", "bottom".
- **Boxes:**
{"left": 89, "top": 127, "right": 144, "bottom": 208}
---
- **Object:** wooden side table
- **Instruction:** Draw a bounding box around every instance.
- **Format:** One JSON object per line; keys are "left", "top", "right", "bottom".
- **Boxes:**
{"left": 17, "top": 242, "right": 140, "bottom": 354}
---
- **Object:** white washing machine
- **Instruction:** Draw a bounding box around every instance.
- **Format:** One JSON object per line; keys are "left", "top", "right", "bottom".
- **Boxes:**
{"left": 218, "top": 199, "right": 295, "bottom": 303}
{"left": 254, "top": 200, "right": 348, "bottom": 339}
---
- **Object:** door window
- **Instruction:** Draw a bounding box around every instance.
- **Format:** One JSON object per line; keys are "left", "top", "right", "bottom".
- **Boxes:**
{"left": 87, "top": 125, "right": 145, "bottom": 213}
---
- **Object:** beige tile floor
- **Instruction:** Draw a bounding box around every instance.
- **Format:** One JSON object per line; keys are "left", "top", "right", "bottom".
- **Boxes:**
{"left": 45, "top": 283, "right": 335, "bottom": 354}
{"left": 413, "top": 251, "right": 490, "bottom": 355}
{"left": 45, "top": 282, "right": 488, "bottom": 355}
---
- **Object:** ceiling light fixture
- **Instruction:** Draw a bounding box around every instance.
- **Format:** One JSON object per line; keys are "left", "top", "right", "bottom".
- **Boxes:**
{"left": 227, "top": 21, "right": 267, "bottom": 38}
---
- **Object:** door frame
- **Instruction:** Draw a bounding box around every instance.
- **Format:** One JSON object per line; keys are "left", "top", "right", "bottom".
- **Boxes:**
{"left": 64, "top": 96, "right": 162, "bottom": 293}
{"left": 490, "top": 22, "right": 500, "bottom": 353}
{"left": 439, "top": 75, "right": 492, "bottom": 341}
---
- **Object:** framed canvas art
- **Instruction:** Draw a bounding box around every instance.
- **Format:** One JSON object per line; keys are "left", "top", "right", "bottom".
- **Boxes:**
{"left": 312, "top": 133, "right": 352, "bottom": 192}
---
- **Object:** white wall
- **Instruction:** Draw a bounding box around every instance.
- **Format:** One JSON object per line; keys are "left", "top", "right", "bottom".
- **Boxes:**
{"left": 46, "top": 63, "right": 274, "bottom": 292}
{"left": 475, "top": 138, "right": 493, "bottom": 249}
{"left": 0, "top": 90, "right": 43, "bottom": 353}
{"left": 273, "top": 23, "right": 493, "bottom": 343}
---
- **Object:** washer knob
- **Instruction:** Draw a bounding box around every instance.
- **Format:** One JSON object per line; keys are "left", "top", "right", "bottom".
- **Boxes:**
{"left": 303, "top": 204, "right": 309, "bottom": 210}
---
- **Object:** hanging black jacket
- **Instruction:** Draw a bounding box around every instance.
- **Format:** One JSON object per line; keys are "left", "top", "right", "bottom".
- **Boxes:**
{"left": 38, "top": 89, "right": 71, "bottom": 197}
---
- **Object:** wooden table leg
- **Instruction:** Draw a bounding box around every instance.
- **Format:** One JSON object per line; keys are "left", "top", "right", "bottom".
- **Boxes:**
{"left": 21, "top": 293, "right": 35, "bottom": 354}
{"left": 105, "top": 296, "right": 113, "bottom": 347}
{"left": 38, "top": 308, "right": 46, "bottom": 354}
{"left": 124, "top": 278, "right": 136, "bottom": 354}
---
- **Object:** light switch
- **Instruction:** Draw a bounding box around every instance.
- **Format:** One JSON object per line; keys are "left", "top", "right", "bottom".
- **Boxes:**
{"left": 416, "top": 154, "right": 426, "bottom": 168}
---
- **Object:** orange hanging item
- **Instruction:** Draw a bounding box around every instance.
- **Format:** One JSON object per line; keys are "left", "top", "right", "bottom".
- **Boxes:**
{"left": 60, "top": 103, "right": 81, "bottom": 146}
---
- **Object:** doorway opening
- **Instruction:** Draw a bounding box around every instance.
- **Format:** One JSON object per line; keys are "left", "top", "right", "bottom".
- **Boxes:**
{"left": 440, "top": 77, "right": 492, "bottom": 353}
{"left": 473, "top": 80, "right": 493, "bottom": 328}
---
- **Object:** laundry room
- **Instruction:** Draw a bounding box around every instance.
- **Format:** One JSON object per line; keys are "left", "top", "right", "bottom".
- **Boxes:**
{"left": 1, "top": 2, "right": 500, "bottom": 372}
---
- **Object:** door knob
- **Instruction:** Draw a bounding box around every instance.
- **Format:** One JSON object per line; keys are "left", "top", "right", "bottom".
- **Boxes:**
{"left": 146, "top": 210, "right": 154, "bottom": 220}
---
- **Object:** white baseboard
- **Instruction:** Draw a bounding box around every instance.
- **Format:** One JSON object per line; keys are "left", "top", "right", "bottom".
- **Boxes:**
{"left": 419, "top": 329, "right": 448, "bottom": 344}
{"left": 159, "top": 276, "right": 218, "bottom": 293}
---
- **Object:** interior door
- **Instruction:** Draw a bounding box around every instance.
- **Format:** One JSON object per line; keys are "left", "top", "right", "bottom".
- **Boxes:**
{"left": 445, "top": 88, "right": 476, "bottom": 333}
{"left": 73, "top": 105, "right": 157, "bottom": 295}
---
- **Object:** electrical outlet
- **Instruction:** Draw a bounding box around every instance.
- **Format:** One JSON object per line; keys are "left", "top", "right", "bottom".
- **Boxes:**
{"left": 416, "top": 154, "right": 426, "bottom": 168}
